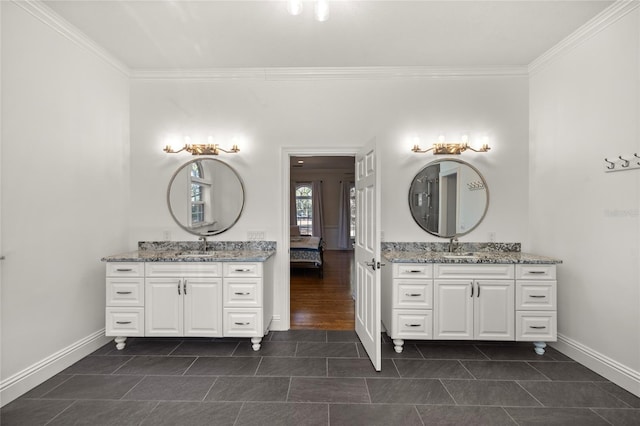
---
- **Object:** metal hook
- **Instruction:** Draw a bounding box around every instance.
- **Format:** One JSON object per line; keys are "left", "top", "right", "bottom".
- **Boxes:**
{"left": 604, "top": 158, "right": 615, "bottom": 169}
{"left": 635, "top": 153, "right": 640, "bottom": 166}
{"left": 619, "top": 156, "right": 630, "bottom": 167}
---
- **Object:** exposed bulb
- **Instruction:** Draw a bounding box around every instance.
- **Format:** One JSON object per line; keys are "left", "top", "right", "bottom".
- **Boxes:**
{"left": 315, "top": 0, "right": 330, "bottom": 22}
{"left": 207, "top": 136, "right": 214, "bottom": 145}
{"left": 461, "top": 134, "right": 469, "bottom": 144}
{"left": 184, "top": 136, "right": 192, "bottom": 145}
{"left": 287, "top": 0, "right": 303, "bottom": 16}
{"left": 438, "top": 134, "right": 446, "bottom": 143}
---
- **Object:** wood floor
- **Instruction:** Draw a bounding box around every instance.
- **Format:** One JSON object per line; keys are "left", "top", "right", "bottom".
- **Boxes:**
{"left": 290, "top": 249, "right": 355, "bottom": 330}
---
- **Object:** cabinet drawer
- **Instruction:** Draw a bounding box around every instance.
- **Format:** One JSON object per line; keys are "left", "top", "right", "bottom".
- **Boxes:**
{"left": 106, "top": 278, "right": 144, "bottom": 307}
{"left": 223, "top": 309, "right": 263, "bottom": 336}
{"left": 393, "top": 309, "right": 433, "bottom": 339}
{"left": 145, "top": 262, "right": 222, "bottom": 277}
{"left": 516, "top": 281, "right": 556, "bottom": 310}
{"left": 435, "top": 264, "right": 514, "bottom": 279}
{"left": 223, "top": 262, "right": 262, "bottom": 277}
{"left": 516, "top": 264, "right": 556, "bottom": 280}
{"left": 224, "top": 278, "right": 262, "bottom": 307}
{"left": 516, "top": 312, "right": 557, "bottom": 341}
{"left": 105, "top": 308, "right": 144, "bottom": 336}
{"left": 106, "top": 262, "right": 144, "bottom": 277}
{"left": 394, "top": 263, "right": 433, "bottom": 279}
{"left": 395, "top": 281, "right": 432, "bottom": 309}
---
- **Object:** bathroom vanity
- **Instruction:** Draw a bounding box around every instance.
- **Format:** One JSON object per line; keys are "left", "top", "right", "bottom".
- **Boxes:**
{"left": 381, "top": 244, "right": 561, "bottom": 355}
{"left": 102, "top": 242, "right": 275, "bottom": 351}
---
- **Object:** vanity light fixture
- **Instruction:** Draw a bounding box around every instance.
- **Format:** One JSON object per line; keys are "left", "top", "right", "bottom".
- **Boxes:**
{"left": 164, "top": 136, "right": 240, "bottom": 156}
{"left": 411, "top": 134, "right": 490, "bottom": 155}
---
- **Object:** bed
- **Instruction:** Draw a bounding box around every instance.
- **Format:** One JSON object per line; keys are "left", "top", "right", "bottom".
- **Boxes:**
{"left": 290, "top": 235, "right": 324, "bottom": 278}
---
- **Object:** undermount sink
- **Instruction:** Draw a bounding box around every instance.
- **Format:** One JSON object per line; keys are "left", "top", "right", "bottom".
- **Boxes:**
{"left": 175, "top": 251, "right": 217, "bottom": 258}
{"left": 442, "top": 252, "right": 478, "bottom": 259}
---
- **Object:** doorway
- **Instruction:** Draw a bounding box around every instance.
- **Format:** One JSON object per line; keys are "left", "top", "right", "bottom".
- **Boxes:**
{"left": 288, "top": 154, "right": 356, "bottom": 330}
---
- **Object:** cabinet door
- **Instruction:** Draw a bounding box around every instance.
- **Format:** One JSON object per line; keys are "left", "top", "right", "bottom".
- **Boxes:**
{"left": 184, "top": 278, "right": 223, "bottom": 337}
{"left": 145, "top": 278, "right": 183, "bottom": 336}
{"left": 434, "top": 280, "right": 473, "bottom": 339}
{"left": 474, "top": 280, "right": 514, "bottom": 340}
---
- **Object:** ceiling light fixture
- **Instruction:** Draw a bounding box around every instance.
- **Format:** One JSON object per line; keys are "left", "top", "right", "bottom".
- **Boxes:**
{"left": 411, "top": 134, "right": 491, "bottom": 155}
{"left": 164, "top": 136, "right": 240, "bottom": 156}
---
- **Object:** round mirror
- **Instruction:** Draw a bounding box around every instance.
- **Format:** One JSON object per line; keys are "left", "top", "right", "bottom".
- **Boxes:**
{"left": 408, "top": 159, "right": 489, "bottom": 238}
{"left": 167, "top": 158, "right": 245, "bottom": 236}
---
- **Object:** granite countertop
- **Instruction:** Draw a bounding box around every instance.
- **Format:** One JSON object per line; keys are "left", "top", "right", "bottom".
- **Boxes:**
{"left": 382, "top": 250, "right": 562, "bottom": 264}
{"left": 101, "top": 250, "right": 275, "bottom": 263}
{"left": 101, "top": 241, "right": 277, "bottom": 263}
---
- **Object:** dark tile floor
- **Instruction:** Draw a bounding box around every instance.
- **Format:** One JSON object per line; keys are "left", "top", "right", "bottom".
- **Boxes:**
{"left": 2, "top": 330, "right": 639, "bottom": 425}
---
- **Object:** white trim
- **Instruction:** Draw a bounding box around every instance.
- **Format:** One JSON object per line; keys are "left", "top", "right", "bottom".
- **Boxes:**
{"left": 552, "top": 333, "right": 640, "bottom": 398}
{"left": 131, "top": 66, "right": 527, "bottom": 81}
{"left": 279, "top": 147, "right": 359, "bottom": 331}
{"left": 12, "top": 0, "right": 130, "bottom": 76}
{"left": 529, "top": 0, "right": 640, "bottom": 75}
{"left": 0, "top": 329, "right": 111, "bottom": 407}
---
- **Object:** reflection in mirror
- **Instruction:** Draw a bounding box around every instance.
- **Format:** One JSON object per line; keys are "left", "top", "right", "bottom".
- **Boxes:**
{"left": 167, "top": 158, "right": 245, "bottom": 236}
{"left": 408, "top": 159, "right": 489, "bottom": 238}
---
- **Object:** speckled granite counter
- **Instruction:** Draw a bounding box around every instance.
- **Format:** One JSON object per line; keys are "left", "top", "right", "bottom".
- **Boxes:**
{"left": 101, "top": 241, "right": 276, "bottom": 263}
{"left": 381, "top": 242, "right": 562, "bottom": 264}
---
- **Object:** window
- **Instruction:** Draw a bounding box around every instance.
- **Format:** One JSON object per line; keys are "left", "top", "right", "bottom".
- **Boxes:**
{"left": 190, "top": 161, "right": 209, "bottom": 226}
{"left": 295, "top": 183, "right": 313, "bottom": 235}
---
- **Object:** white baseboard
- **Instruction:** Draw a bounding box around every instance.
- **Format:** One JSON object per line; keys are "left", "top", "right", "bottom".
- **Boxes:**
{"left": 0, "top": 329, "right": 112, "bottom": 407}
{"left": 552, "top": 333, "right": 640, "bottom": 398}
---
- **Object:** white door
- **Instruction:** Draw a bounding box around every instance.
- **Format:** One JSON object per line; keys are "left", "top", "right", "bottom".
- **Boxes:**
{"left": 145, "top": 278, "right": 183, "bottom": 336}
{"left": 184, "top": 278, "right": 223, "bottom": 337}
{"left": 474, "top": 280, "right": 514, "bottom": 340}
{"left": 355, "top": 139, "right": 382, "bottom": 371}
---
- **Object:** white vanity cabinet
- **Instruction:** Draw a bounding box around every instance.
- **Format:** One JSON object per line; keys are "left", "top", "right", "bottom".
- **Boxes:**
{"left": 105, "top": 263, "right": 145, "bottom": 349}
{"left": 515, "top": 264, "right": 557, "bottom": 354}
{"left": 105, "top": 257, "right": 274, "bottom": 351}
{"left": 381, "top": 263, "right": 434, "bottom": 353}
{"left": 144, "top": 262, "right": 223, "bottom": 338}
{"left": 434, "top": 264, "right": 515, "bottom": 341}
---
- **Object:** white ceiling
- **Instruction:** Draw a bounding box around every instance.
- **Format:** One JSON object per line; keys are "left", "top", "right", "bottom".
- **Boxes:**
{"left": 42, "top": 0, "right": 613, "bottom": 69}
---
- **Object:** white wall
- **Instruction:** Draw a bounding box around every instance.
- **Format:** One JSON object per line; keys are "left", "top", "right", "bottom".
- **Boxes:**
{"left": 529, "top": 8, "right": 640, "bottom": 395}
{"left": 130, "top": 74, "right": 529, "bottom": 329}
{"left": 0, "top": 2, "right": 130, "bottom": 404}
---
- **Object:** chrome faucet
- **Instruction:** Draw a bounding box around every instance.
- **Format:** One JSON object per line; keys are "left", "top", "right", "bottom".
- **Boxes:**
{"left": 199, "top": 236, "right": 207, "bottom": 252}
{"left": 448, "top": 237, "right": 459, "bottom": 253}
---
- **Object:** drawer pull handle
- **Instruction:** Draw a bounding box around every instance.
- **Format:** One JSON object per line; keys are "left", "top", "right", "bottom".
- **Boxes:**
{"left": 529, "top": 295, "right": 546, "bottom": 298}
{"left": 234, "top": 322, "right": 250, "bottom": 326}
{"left": 234, "top": 292, "right": 251, "bottom": 295}
{"left": 116, "top": 291, "right": 133, "bottom": 295}
{"left": 530, "top": 326, "right": 547, "bottom": 329}
{"left": 178, "top": 280, "right": 182, "bottom": 295}
{"left": 527, "top": 271, "right": 546, "bottom": 274}
{"left": 405, "top": 293, "right": 422, "bottom": 297}
{"left": 116, "top": 268, "right": 133, "bottom": 272}
{"left": 408, "top": 270, "right": 422, "bottom": 273}
{"left": 235, "top": 268, "right": 252, "bottom": 272}
{"left": 116, "top": 321, "right": 132, "bottom": 325}
{"left": 405, "top": 324, "right": 421, "bottom": 327}
{"left": 470, "top": 282, "right": 474, "bottom": 298}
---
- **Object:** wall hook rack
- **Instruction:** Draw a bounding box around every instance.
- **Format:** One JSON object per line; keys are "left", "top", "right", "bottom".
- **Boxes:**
{"left": 604, "top": 153, "right": 640, "bottom": 173}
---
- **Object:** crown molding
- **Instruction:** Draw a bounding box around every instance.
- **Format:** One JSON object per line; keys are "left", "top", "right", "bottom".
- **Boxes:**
{"left": 529, "top": 0, "right": 640, "bottom": 75}
{"left": 131, "top": 66, "right": 528, "bottom": 81}
{"left": 12, "top": 0, "right": 130, "bottom": 77}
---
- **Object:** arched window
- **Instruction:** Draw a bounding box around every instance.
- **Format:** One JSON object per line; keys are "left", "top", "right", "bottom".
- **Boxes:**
{"left": 295, "top": 183, "right": 313, "bottom": 235}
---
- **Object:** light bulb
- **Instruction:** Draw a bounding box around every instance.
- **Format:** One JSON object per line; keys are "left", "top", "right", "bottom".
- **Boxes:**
{"left": 438, "top": 134, "right": 446, "bottom": 143}
{"left": 461, "top": 134, "right": 469, "bottom": 144}
{"left": 207, "top": 136, "right": 214, "bottom": 145}
{"left": 315, "top": 0, "right": 330, "bottom": 22}
{"left": 287, "top": 0, "right": 303, "bottom": 16}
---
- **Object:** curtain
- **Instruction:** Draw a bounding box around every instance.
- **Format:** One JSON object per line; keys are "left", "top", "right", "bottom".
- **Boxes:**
{"left": 311, "top": 180, "right": 324, "bottom": 238}
{"left": 337, "top": 181, "right": 352, "bottom": 249}
{"left": 290, "top": 181, "right": 298, "bottom": 227}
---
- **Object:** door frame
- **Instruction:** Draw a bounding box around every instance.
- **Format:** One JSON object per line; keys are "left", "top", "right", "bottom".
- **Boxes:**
{"left": 279, "top": 146, "right": 360, "bottom": 331}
